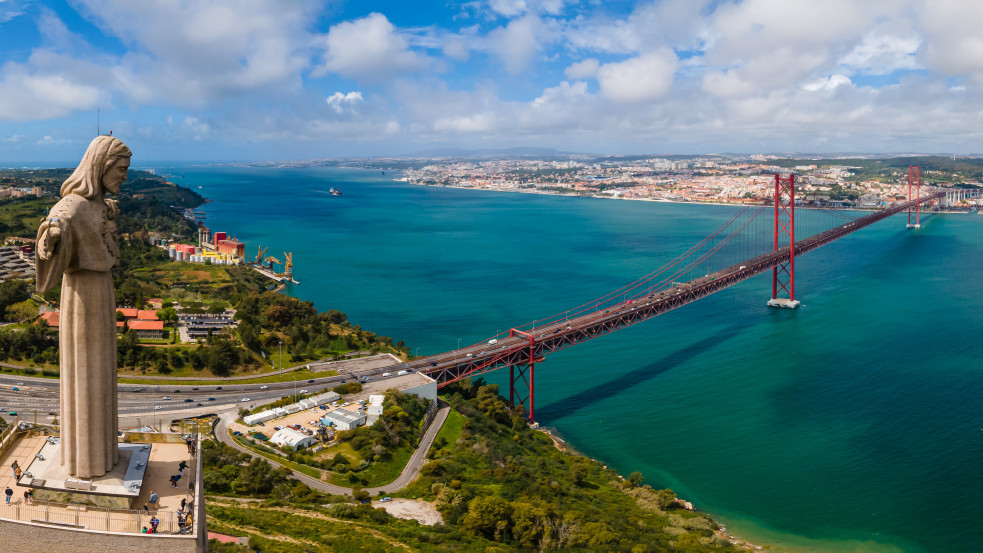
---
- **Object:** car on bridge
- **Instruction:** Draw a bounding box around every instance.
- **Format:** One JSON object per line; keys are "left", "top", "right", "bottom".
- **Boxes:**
{"left": 10, "top": 387, "right": 18, "bottom": 391}
{"left": 162, "top": 396, "right": 171, "bottom": 400}
{"left": 260, "top": 385, "right": 268, "bottom": 389}
{"left": 8, "top": 411, "right": 15, "bottom": 416}
{"left": 208, "top": 397, "right": 216, "bottom": 401}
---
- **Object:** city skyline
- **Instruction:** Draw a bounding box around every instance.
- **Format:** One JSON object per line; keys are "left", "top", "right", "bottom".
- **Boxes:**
{"left": 2, "top": 0, "right": 983, "bottom": 162}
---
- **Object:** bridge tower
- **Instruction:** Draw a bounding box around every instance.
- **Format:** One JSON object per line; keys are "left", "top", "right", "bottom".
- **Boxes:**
{"left": 907, "top": 165, "right": 921, "bottom": 228}
{"left": 508, "top": 329, "right": 541, "bottom": 425}
{"left": 767, "top": 173, "right": 799, "bottom": 308}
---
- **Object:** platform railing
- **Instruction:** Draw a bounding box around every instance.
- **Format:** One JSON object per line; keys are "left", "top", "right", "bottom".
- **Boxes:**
{"left": 0, "top": 500, "right": 191, "bottom": 534}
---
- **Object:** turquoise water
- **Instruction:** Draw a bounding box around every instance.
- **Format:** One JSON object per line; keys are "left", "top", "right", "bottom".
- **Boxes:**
{"left": 151, "top": 165, "right": 983, "bottom": 552}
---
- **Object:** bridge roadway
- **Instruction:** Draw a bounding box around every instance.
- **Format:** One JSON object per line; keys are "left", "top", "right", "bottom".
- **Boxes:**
{"left": 398, "top": 191, "right": 948, "bottom": 386}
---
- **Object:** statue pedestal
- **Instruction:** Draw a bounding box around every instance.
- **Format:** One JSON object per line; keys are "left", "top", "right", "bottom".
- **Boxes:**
{"left": 19, "top": 438, "right": 152, "bottom": 510}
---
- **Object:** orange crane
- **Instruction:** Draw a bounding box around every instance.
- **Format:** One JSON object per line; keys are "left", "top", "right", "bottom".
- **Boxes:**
{"left": 281, "top": 252, "right": 293, "bottom": 277}
{"left": 253, "top": 245, "right": 268, "bottom": 265}
{"left": 264, "top": 255, "right": 282, "bottom": 272}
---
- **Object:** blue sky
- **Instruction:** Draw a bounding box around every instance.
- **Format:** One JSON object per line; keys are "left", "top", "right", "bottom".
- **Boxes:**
{"left": 1, "top": 0, "right": 982, "bottom": 162}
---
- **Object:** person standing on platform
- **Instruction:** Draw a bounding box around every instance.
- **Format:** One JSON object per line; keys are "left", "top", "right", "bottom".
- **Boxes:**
{"left": 149, "top": 489, "right": 159, "bottom": 508}
{"left": 4, "top": 487, "right": 12, "bottom": 504}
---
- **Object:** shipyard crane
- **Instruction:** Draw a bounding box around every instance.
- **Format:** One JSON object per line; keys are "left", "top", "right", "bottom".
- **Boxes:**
{"left": 264, "top": 255, "right": 282, "bottom": 272}
{"left": 282, "top": 252, "right": 293, "bottom": 277}
{"left": 253, "top": 245, "right": 268, "bottom": 265}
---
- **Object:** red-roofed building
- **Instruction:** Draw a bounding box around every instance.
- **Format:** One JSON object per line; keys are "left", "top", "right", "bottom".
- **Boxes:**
{"left": 38, "top": 310, "right": 59, "bottom": 330}
{"left": 117, "top": 308, "right": 138, "bottom": 319}
{"left": 137, "top": 310, "right": 159, "bottom": 321}
{"left": 127, "top": 319, "right": 164, "bottom": 339}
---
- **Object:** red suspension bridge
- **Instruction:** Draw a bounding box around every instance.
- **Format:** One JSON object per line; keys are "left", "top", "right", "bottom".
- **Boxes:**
{"left": 401, "top": 169, "right": 977, "bottom": 423}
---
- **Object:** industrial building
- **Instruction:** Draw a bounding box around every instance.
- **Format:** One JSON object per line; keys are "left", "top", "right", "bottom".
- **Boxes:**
{"left": 180, "top": 310, "right": 238, "bottom": 339}
{"left": 270, "top": 428, "right": 317, "bottom": 451}
{"left": 322, "top": 408, "right": 365, "bottom": 431}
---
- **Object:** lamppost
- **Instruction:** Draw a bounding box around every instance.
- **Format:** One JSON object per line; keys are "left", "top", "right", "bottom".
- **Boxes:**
{"left": 457, "top": 338, "right": 461, "bottom": 350}
{"left": 153, "top": 385, "right": 158, "bottom": 431}
{"left": 415, "top": 347, "right": 420, "bottom": 358}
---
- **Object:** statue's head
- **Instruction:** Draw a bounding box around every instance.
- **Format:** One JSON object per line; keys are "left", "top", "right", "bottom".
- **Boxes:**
{"left": 61, "top": 136, "right": 132, "bottom": 199}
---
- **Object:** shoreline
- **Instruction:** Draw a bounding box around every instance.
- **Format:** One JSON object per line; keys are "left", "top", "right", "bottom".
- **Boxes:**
{"left": 538, "top": 425, "right": 764, "bottom": 551}
{"left": 406, "top": 180, "right": 973, "bottom": 214}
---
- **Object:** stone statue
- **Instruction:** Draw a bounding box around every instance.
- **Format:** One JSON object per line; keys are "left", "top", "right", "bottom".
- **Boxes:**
{"left": 36, "top": 136, "right": 131, "bottom": 478}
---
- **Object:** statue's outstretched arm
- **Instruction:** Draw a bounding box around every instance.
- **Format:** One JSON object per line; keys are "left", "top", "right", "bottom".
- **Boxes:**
{"left": 35, "top": 216, "right": 72, "bottom": 293}
{"left": 37, "top": 218, "right": 64, "bottom": 261}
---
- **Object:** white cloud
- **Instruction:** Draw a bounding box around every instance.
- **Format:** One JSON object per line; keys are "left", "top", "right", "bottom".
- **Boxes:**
{"left": 597, "top": 50, "right": 678, "bottom": 102}
{"left": 315, "top": 13, "right": 428, "bottom": 81}
{"left": 487, "top": 15, "right": 553, "bottom": 74}
{"left": 326, "top": 91, "right": 364, "bottom": 114}
{"left": 0, "top": 0, "right": 26, "bottom": 24}
{"left": 442, "top": 38, "right": 471, "bottom": 61}
{"left": 0, "top": 66, "right": 101, "bottom": 121}
{"left": 484, "top": 0, "right": 570, "bottom": 18}
{"left": 75, "top": 0, "right": 313, "bottom": 105}
{"left": 839, "top": 33, "right": 921, "bottom": 75}
{"left": 564, "top": 59, "right": 599, "bottom": 80}
{"left": 802, "top": 74, "right": 853, "bottom": 92}
{"left": 182, "top": 116, "right": 210, "bottom": 140}
{"left": 917, "top": 0, "right": 983, "bottom": 80}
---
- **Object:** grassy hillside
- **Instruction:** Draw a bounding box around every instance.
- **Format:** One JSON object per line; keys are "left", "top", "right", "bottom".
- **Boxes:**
{"left": 205, "top": 381, "right": 746, "bottom": 552}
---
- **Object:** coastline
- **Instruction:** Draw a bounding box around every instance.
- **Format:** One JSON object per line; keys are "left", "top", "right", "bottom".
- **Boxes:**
{"left": 406, "top": 180, "right": 972, "bottom": 214}
{"left": 538, "top": 425, "right": 764, "bottom": 551}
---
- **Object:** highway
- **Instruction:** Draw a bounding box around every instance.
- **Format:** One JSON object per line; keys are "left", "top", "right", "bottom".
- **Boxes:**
{"left": 0, "top": 355, "right": 421, "bottom": 422}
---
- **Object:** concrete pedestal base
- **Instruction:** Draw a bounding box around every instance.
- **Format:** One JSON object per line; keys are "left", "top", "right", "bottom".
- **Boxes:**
{"left": 767, "top": 298, "right": 801, "bottom": 309}
{"left": 906, "top": 223, "right": 921, "bottom": 228}
{"left": 19, "top": 439, "right": 151, "bottom": 509}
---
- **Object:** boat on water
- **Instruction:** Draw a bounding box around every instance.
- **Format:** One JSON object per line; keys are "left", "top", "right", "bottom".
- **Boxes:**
{"left": 329, "top": 187, "right": 343, "bottom": 196}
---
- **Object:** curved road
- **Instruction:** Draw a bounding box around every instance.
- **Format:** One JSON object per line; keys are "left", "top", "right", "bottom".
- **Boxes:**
{"left": 213, "top": 400, "right": 450, "bottom": 495}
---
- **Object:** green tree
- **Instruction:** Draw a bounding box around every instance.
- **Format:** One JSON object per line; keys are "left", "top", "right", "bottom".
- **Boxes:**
{"left": 0, "top": 279, "right": 29, "bottom": 317}
{"left": 460, "top": 495, "right": 513, "bottom": 541}
{"left": 628, "top": 471, "right": 645, "bottom": 487}
{"left": 5, "top": 299, "right": 37, "bottom": 322}
{"left": 156, "top": 307, "right": 178, "bottom": 324}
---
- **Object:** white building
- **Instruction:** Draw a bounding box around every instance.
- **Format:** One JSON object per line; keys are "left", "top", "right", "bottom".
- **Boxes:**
{"left": 270, "top": 428, "right": 317, "bottom": 451}
{"left": 243, "top": 411, "right": 276, "bottom": 425}
{"left": 311, "top": 391, "right": 340, "bottom": 405}
{"left": 323, "top": 408, "right": 365, "bottom": 431}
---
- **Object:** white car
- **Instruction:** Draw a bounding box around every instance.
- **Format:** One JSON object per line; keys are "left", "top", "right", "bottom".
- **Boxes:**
{"left": 382, "top": 372, "right": 391, "bottom": 377}
{"left": 299, "top": 389, "right": 308, "bottom": 394}
{"left": 241, "top": 398, "right": 250, "bottom": 402}
{"left": 154, "top": 406, "right": 163, "bottom": 410}
{"left": 260, "top": 385, "right": 268, "bottom": 390}
{"left": 161, "top": 396, "right": 171, "bottom": 400}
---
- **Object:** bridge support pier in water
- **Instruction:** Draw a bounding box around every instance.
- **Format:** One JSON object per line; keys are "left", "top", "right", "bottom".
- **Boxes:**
{"left": 508, "top": 329, "right": 541, "bottom": 424}
{"left": 907, "top": 165, "right": 921, "bottom": 228}
{"left": 768, "top": 173, "right": 800, "bottom": 309}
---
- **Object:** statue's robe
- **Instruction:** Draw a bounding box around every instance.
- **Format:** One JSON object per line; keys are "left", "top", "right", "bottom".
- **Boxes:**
{"left": 37, "top": 194, "right": 120, "bottom": 478}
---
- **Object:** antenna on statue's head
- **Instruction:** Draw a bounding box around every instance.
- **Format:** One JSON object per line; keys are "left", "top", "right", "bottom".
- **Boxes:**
{"left": 97, "top": 107, "right": 100, "bottom": 136}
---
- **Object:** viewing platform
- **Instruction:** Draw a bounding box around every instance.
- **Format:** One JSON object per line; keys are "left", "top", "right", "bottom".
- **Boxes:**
{"left": 0, "top": 421, "right": 205, "bottom": 552}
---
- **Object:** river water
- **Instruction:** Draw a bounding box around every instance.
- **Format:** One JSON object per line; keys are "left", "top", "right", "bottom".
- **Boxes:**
{"left": 151, "top": 165, "right": 983, "bottom": 552}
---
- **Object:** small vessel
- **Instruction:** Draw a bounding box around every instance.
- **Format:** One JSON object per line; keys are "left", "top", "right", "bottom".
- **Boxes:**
{"left": 329, "top": 187, "right": 343, "bottom": 196}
